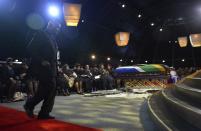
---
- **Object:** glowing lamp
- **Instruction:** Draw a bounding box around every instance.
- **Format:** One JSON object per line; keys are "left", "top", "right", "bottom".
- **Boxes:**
{"left": 48, "top": 5, "right": 60, "bottom": 17}
{"left": 189, "top": 34, "right": 201, "bottom": 47}
{"left": 115, "top": 32, "right": 130, "bottom": 47}
{"left": 178, "top": 37, "right": 188, "bottom": 47}
{"left": 63, "top": 3, "right": 82, "bottom": 26}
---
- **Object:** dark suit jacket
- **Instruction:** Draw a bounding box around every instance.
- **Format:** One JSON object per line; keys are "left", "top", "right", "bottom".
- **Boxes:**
{"left": 27, "top": 31, "right": 58, "bottom": 78}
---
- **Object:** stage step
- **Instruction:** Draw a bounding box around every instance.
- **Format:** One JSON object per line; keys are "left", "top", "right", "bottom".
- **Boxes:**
{"left": 162, "top": 89, "right": 201, "bottom": 129}
{"left": 181, "top": 78, "right": 201, "bottom": 90}
{"left": 175, "top": 84, "right": 201, "bottom": 104}
{"left": 148, "top": 92, "right": 198, "bottom": 131}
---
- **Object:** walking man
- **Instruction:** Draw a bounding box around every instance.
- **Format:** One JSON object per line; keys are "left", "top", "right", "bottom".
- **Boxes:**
{"left": 24, "top": 20, "right": 61, "bottom": 119}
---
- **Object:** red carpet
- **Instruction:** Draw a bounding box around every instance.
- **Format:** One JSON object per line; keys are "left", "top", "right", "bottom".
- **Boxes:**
{"left": 0, "top": 106, "right": 102, "bottom": 131}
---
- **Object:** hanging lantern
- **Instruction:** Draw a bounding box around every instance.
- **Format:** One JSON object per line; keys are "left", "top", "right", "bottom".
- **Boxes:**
{"left": 115, "top": 32, "right": 130, "bottom": 47}
{"left": 63, "top": 3, "right": 82, "bottom": 26}
{"left": 178, "top": 37, "right": 188, "bottom": 47}
{"left": 189, "top": 33, "right": 201, "bottom": 47}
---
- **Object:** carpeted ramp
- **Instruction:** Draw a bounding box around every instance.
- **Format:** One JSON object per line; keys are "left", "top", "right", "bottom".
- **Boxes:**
{"left": 0, "top": 106, "right": 102, "bottom": 131}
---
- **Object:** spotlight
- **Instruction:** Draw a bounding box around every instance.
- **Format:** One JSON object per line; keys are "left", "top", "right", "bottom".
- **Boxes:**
{"left": 182, "top": 59, "right": 185, "bottom": 62}
{"left": 162, "top": 60, "right": 166, "bottom": 63}
{"left": 150, "top": 23, "right": 155, "bottom": 26}
{"left": 122, "top": 4, "right": 126, "bottom": 8}
{"left": 175, "top": 41, "right": 178, "bottom": 43}
{"left": 145, "top": 60, "right": 148, "bottom": 63}
{"left": 169, "top": 41, "right": 171, "bottom": 43}
{"left": 160, "top": 28, "right": 163, "bottom": 32}
{"left": 131, "top": 60, "right": 134, "bottom": 63}
{"left": 81, "top": 20, "right": 84, "bottom": 23}
{"left": 107, "top": 57, "right": 111, "bottom": 61}
{"left": 48, "top": 5, "right": 59, "bottom": 17}
{"left": 120, "top": 59, "right": 123, "bottom": 62}
{"left": 138, "top": 14, "right": 142, "bottom": 18}
{"left": 91, "top": 54, "right": 96, "bottom": 60}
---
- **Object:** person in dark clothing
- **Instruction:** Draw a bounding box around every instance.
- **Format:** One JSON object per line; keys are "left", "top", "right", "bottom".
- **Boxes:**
{"left": 91, "top": 65, "right": 101, "bottom": 91}
{"left": 1, "top": 58, "right": 17, "bottom": 102}
{"left": 24, "top": 20, "right": 61, "bottom": 119}
{"left": 98, "top": 64, "right": 114, "bottom": 90}
{"left": 81, "top": 65, "right": 93, "bottom": 93}
{"left": 73, "top": 64, "right": 84, "bottom": 94}
{"left": 56, "top": 67, "right": 70, "bottom": 96}
{"left": 62, "top": 64, "right": 77, "bottom": 90}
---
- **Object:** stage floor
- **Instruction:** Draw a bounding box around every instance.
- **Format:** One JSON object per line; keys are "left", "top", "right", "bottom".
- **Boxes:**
{"left": 1, "top": 94, "right": 157, "bottom": 131}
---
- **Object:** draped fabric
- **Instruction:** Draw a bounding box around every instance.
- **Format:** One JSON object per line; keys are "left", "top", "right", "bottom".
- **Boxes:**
{"left": 115, "top": 64, "right": 167, "bottom": 74}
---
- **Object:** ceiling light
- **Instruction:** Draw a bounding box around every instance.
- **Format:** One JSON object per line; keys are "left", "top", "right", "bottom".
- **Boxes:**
{"left": 48, "top": 5, "right": 60, "bottom": 17}
{"left": 107, "top": 57, "right": 111, "bottom": 61}
{"left": 120, "top": 59, "right": 123, "bottom": 62}
{"left": 160, "top": 28, "right": 163, "bottom": 32}
{"left": 150, "top": 23, "right": 155, "bottom": 26}
{"left": 138, "top": 14, "right": 142, "bottom": 18}
{"left": 91, "top": 54, "right": 96, "bottom": 60}
{"left": 122, "top": 4, "right": 126, "bottom": 8}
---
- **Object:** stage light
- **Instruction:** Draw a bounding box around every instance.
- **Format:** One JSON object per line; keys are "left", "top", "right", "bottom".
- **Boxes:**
{"left": 162, "top": 60, "right": 166, "bottom": 63}
{"left": 175, "top": 41, "right": 178, "bottom": 43}
{"left": 107, "top": 57, "right": 111, "bottom": 61}
{"left": 48, "top": 5, "right": 60, "bottom": 17}
{"left": 122, "top": 4, "right": 126, "bottom": 8}
{"left": 91, "top": 54, "right": 96, "bottom": 60}
{"left": 120, "top": 59, "right": 123, "bottom": 62}
{"left": 131, "top": 60, "right": 134, "bottom": 63}
{"left": 115, "top": 32, "right": 130, "bottom": 46}
{"left": 63, "top": 3, "right": 82, "bottom": 26}
{"left": 182, "top": 59, "right": 185, "bottom": 62}
{"left": 145, "top": 60, "right": 148, "bottom": 63}
{"left": 178, "top": 37, "right": 188, "bottom": 47}
{"left": 138, "top": 14, "right": 142, "bottom": 18}
{"left": 160, "top": 28, "right": 163, "bottom": 32}
{"left": 189, "top": 33, "right": 201, "bottom": 47}
{"left": 81, "top": 20, "right": 84, "bottom": 23}
{"left": 15, "top": 59, "right": 19, "bottom": 62}
{"left": 150, "top": 23, "right": 155, "bottom": 26}
{"left": 169, "top": 41, "right": 171, "bottom": 43}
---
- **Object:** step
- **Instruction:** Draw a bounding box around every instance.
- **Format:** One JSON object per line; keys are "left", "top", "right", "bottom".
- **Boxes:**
{"left": 181, "top": 78, "right": 201, "bottom": 90}
{"left": 175, "top": 84, "right": 201, "bottom": 104}
{"left": 162, "top": 89, "right": 201, "bottom": 130}
{"left": 148, "top": 92, "right": 198, "bottom": 131}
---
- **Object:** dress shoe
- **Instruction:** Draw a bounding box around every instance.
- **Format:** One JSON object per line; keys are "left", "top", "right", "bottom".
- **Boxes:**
{"left": 23, "top": 105, "right": 34, "bottom": 118}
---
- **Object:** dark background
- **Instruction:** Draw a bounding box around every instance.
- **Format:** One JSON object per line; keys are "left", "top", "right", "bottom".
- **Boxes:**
{"left": 0, "top": 0, "right": 201, "bottom": 67}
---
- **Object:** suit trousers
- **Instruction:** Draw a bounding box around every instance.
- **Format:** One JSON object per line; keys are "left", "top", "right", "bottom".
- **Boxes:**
{"left": 25, "top": 71, "right": 56, "bottom": 115}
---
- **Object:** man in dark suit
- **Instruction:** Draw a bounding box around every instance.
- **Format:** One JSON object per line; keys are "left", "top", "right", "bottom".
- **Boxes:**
{"left": 24, "top": 20, "right": 61, "bottom": 119}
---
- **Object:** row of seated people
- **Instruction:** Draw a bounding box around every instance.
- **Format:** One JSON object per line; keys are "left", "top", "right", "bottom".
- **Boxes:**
{"left": 0, "top": 58, "right": 29, "bottom": 102}
{"left": 0, "top": 58, "right": 115, "bottom": 102}
{"left": 57, "top": 63, "right": 115, "bottom": 96}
